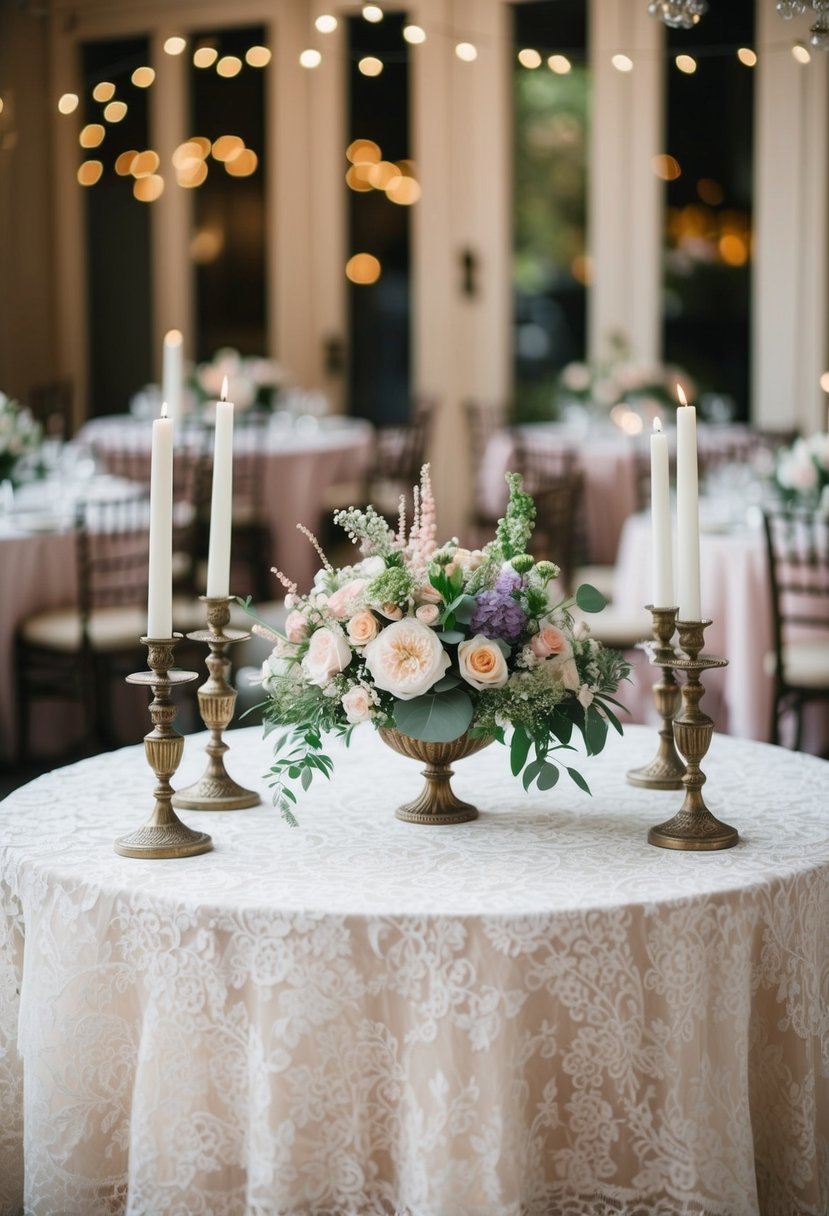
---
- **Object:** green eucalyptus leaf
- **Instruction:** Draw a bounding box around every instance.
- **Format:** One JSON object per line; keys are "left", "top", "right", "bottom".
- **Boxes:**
{"left": 393, "top": 688, "right": 474, "bottom": 743}
{"left": 536, "top": 762, "right": 560, "bottom": 791}
{"left": 437, "top": 629, "right": 465, "bottom": 644}
{"left": 522, "top": 757, "right": 545, "bottom": 791}
{"left": 510, "top": 726, "right": 532, "bottom": 776}
{"left": 551, "top": 709, "right": 573, "bottom": 746}
{"left": 300, "top": 766, "right": 313, "bottom": 792}
{"left": 595, "top": 698, "right": 624, "bottom": 736}
{"left": 575, "top": 583, "right": 607, "bottom": 613}
{"left": 431, "top": 673, "right": 461, "bottom": 692}
{"left": 566, "top": 766, "right": 591, "bottom": 794}
{"left": 453, "top": 595, "right": 478, "bottom": 624}
{"left": 584, "top": 706, "right": 609, "bottom": 755}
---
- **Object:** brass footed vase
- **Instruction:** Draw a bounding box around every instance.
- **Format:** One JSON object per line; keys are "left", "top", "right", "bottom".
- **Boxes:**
{"left": 378, "top": 729, "right": 492, "bottom": 824}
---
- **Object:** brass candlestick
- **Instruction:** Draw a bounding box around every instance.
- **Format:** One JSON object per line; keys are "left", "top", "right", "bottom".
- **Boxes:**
{"left": 171, "top": 596, "right": 260, "bottom": 811}
{"left": 627, "top": 605, "right": 685, "bottom": 790}
{"left": 115, "top": 637, "right": 212, "bottom": 859}
{"left": 647, "top": 619, "right": 738, "bottom": 851}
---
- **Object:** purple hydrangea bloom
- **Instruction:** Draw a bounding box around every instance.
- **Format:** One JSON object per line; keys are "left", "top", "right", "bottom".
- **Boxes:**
{"left": 469, "top": 568, "right": 526, "bottom": 641}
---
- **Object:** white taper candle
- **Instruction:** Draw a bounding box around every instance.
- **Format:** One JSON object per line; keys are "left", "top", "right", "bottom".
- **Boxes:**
{"left": 206, "top": 377, "right": 234, "bottom": 598}
{"left": 162, "top": 330, "right": 183, "bottom": 429}
{"left": 650, "top": 418, "right": 674, "bottom": 607}
{"left": 147, "top": 403, "right": 173, "bottom": 638}
{"left": 675, "top": 386, "right": 701, "bottom": 620}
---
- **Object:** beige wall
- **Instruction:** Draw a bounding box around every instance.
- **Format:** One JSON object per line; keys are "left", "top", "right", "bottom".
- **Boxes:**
{"left": 0, "top": 3, "right": 56, "bottom": 404}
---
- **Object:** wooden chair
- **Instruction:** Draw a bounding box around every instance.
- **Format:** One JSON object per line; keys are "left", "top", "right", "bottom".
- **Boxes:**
{"left": 463, "top": 399, "right": 511, "bottom": 546}
{"left": 511, "top": 437, "right": 583, "bottom": 593}
{"left": 15, "top": 496, "right": 153, "bottom": 761}
{"left": 28, "top": 379, "right": 75, "bottom": 439}
{"left": 762, "top": 507, "right": 829, "bottom": 749}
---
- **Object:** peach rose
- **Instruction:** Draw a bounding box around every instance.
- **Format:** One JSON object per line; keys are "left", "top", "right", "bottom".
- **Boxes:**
{"left": 457, "top": 635, "right": 509, "bottom": 690}
{"left": 326, "top": 579, "right": 367, "bottom": 620}
{"left": 284, "top": 610, "right": 308, "bottom": 643}
{"left": 415, "top": 604, "right": 440, "bottom": 627}
{"left": 364, "top": 619, "right": 450, "bottom": 699}
{"left": 342, "top": 685, "right": 372, "bottom": 723}
{"left": 378, "top": 602, "right": 404, "bottom": 621}
{"left": 301, "top": 626, "right": 352, "bottom": 687}
{"left": 530, "top": 622, "right": 573, "bottom": 660}
{"left": 414, "top": 583, "right": 443, "bottom": 605}
{"left": 346, "top": 610, "right": 380, "bottom": 646}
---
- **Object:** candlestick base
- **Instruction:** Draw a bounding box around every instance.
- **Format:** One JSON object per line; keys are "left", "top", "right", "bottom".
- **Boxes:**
{"left": 626, "top": 605, "right": 685, "bottom": 790}
{"left": 116, "top": 638, "right": 212, "bottom": 859}
{"left": 171, "top": 597, "right": 261, "bottom": 812}
{"left": 646, "top": 619, "right": 738, "bottom": 852}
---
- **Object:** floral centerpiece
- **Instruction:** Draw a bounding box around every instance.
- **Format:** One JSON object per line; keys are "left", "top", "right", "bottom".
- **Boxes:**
{"left": 0, "top": 391, "right": 42, "bottom": 485}
{"left": 192, "top": 347, "right": 284, "bottom": 412}
{"left": 774, "top": 432, "right": 829, "bottom": 512}
{"left": 556, "top": 331, "right": 693, "bottom": 422}
{"left": 245, "top": 466, "right": 629, "bottom": 823}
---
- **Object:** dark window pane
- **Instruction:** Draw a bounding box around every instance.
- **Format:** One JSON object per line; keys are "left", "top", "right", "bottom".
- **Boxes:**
{"left": 662, "top": 2, "right": 754, "bottom": 422}
{"left": 513, "top": 0, "right": 588, "bottom": 422}
{"left": 82, "top": 37, "right": 151, "bottom": 414}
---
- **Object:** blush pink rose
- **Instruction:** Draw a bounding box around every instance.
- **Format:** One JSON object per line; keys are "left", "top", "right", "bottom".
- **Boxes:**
{"left": 301, "top": 627, "right": 352, "bottom": 686}
{"left": 341, "top": 685, "right": 372, "bottom": 723}
{"left": 326, "top": 579, "right": 367, "bottom": 619}
{"left": 346, "top": 610, "right": 379, "bottom": 646}
{"left": 415, "top": 604, "right": 440, "bottom": 626}
{"left": 530, "top": 623, "right": 572, "bottom": 660}
{"left": 284, "top": 610, "right": 309, "bottom": 643}
{"left": 414, "top": 583, "right": 443, "bottom": 605}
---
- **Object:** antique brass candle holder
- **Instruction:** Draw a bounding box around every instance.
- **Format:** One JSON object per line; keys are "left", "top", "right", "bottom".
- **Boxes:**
{"left": 171, "top": 596, "right": 260, "bottom": 811}
{"left": 115, "top": 636, "right": 212, "bottom": 859}
{"left": 627, "top": 605, "right": 685, "bottom": 790}
{"left": 647, "top": 619, "right": 739, "bottom": 851}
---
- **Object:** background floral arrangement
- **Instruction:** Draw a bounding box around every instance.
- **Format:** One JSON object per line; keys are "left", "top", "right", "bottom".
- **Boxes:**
{"left": 246, "top": 466, "right": 629, "bottom": 822}
{"left": 774, "top": 432, "right": 829, "bottom": 512}
{"left": 555, "top": 330, "right": 693, "bottom": 418}
{"left": 192, "top": 347, "right": 283, "bottom": 411}
{"left": 0, "top": 391, "right": 42, "bottom": 485}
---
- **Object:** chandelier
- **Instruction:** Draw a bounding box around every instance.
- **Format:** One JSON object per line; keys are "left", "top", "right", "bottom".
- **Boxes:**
{"left": 648, "top": 0, "right": 829, "bottom": 46}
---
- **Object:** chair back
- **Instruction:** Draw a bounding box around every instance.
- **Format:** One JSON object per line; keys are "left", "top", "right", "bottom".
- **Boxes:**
{"left": 28, "top": 380, "right": 75, "bottom": 439}
{"left": 75, "top": 496, "right": 151, "bottom": 630}
{"left": 368, "top": 397, "right": 436, "bottom": 520}
{"left": 511, "top": 434, "right": 584, "bottom": 589}
{"left": 763, "top": 508, "right": 829, "bottom": 654}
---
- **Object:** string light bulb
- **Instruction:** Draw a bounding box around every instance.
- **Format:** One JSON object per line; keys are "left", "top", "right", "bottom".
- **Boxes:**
{"left": 455, "top": 42, "right": 478, "bottom": 62}
{"left": 362, "top": 5, "right": 384, "bottom": 22}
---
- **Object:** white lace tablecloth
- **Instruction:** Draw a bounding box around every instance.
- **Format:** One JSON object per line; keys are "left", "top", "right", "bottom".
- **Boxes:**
{"left": 1, "top": 725, "right": 828, "bottom": 1215}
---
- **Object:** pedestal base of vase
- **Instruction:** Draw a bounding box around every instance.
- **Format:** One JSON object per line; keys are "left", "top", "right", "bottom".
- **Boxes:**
{"left": 379, "top": 728, "right": 492, "bottom": 824}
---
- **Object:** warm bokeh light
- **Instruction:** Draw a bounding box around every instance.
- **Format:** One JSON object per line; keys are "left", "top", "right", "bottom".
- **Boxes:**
{"left": 612, "top": 54, "right": 633, "bottom": 72}
{"left": 246, "top": 46, "right": 271, "bottom": 68}
{"left": 358, "top": 56, "right": 384, "bottom": 76}
{"left": 189, "top": 227, "right": 225, "bottom": 263}
{"left": 164, "top": 37, "right": 186, "bottom": 56}
{"left": 225, "top": 149, "right": 258, "bottom": 176}
{"left": 737, "top": 47, "right": 757, "bottom": 66}
{"left": 455, "top": 42, "right": 478, "bottom": 62}
{"left": 345, "top": 164, "right": 374, "bottom": 191}
{"left": 315, "top": 15, "right": 338, "bottom": 34}
{"left": 403, "top": 25, "right": 426, "bottom": 44}
{"left": 718, "top": 232, "right": 749, "bottom": 266}
{"left": 114, "top": 150, "right": 138, "bottom": 176}
{"left": 652, "top": 153, "right": 682, "bottom": 181}
{"left": 79, "top": 124, "right": 105, "bottom": 149}
{"left": 0, "top": 98, "right": 4, "bottom": 116}
{"left": 610, "top": 405, "right": 644, "bottom": 435}
{"left": 299, "top": 48, "right": 322, "bottom": 69}
{"left": 177, "top": 160, "right": 209, "bottom": 188}
{"left": 346, "top": 253, "right": 381, "bottom": 284}
{"left": 131, "top": 149, "right": 160, "bottom": 178}
{"left": 570, "top": 253, "right": 592, "bottom": 285}
{"left": 133, "top": 174, "right": 164, "bottom": 202}
{"left": 675, "top": 54, "right": 697, "bottom": 74}
{"left": 346, "top": 139, "right": 381, "bottom": 164}
{"left": 188, "top": 136, "right": 212, "bottom": 157}
{"left": 92, "top": 82, "right": 115, "bottom": 103}
{"left": 547, "top": 54, "right": 572, "bottom": 73}
{"left": 518, "top": 48, "right": 542, "bottom": 69}
{"left": 104, "top": 101, "right": 127, "bottom": 123}
{"left": 395, "top": 158, "right": 416, "bottom": 178}
{"left": 216, "top": 56, "right": 243, "bottom": 77}
{"left": 77, "top": 160, "right": 103, "bottom": 186}
{"left": 58, "top": 93, "right": 79, "bottom": 114}
{"left": 131, "top": 66, "right": 155, "bottom": 87}
{"left": 367, "top": 160, "right": 399, "bottom": 189}
{"left": 819, "top": 371, "right": 829, "bottom": 393}
{"left": 792, "top": 43, "right": 811, "bottom": 64}
{"left": 697, "top": 177, "right": 724, "bottom": 205}
{"left": 193, "top": 47, "right": 218, "bottom": 69}
{"left": 362, "top": 5, "right": 384, "bottom": 22}
{"left": 385, "top": 176, "right": 421, "bottom": 205}
{"left": 211, "top": 135, "right": 245, "bottom": 163}
{"left": 172, "top": 140, "right": 208, "bottom": 169}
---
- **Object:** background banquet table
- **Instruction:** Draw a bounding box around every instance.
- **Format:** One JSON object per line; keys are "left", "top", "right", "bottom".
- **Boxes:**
{"left": 78, "top": 414, "right": 374, "bottom": 592}
{"left": 1, "top": 724, "right": 827, "bottom": 1216}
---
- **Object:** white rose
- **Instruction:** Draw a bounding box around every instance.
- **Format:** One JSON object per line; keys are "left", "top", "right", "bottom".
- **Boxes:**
{"left": 356, "top": 555, "right": 386, "bottom": 578}
{"left": 364, "top": 619, "right": 450, "bottom": 700}
{"left": 549, "top": 654, "right": 581, "bottom": 691}
{"left": 457, "top": 635, "right": 509, "bottom": 690}
{"left": 342, "top": 685, "right": 372, "bottom": 723}
{"left": 302, "top": 626, "right": 352, "bottom": 687}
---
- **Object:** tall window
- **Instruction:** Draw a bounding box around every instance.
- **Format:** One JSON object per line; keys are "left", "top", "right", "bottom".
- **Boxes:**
{"left": 82, "top": 37, "right": 151, "bottom": 414}
{"left": 189, "top": 25, "right": 267, "bottom": 360}
{"left": 662, "top": 2, "right": 754, "bottom": 421}
{"left": 512, "top": 0, "right": 589, "bottom": 422}
{"left": 346, "top": 13, "right": 411, "bottom": 425}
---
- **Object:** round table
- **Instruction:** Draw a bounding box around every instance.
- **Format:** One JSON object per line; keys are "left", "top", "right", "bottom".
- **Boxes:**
{"left": 1, "top": 725, "right": 827, "bottom": 1215}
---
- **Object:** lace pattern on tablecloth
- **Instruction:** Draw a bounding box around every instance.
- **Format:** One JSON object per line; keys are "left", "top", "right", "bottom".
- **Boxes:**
{"left": 1, "top": 726, "right": 827, "bottom": 1216}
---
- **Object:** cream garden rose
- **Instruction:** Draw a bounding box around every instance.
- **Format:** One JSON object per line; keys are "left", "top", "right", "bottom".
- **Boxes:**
{"left": 346, "top": 610, "right": 379, "bottom": 646}
{"left": 284, "top": 610, "right": 309, "bottom": 643}
{"left": 326, "top": 579, "right": 367, "bottom": 620}
{"left": 341, "top": 684, "right": 373, "bottom": 723}
{"left": 458, "top": 635, "right": 509, "bottom": 690}
{"left": 364, "top": 619, "right": 450, "bottom": 699}
{"left": 301, "top": 626, "right": 352, "bottom": 687}
{"left": 415, "top": 603, "right": 440, "bottom": 626}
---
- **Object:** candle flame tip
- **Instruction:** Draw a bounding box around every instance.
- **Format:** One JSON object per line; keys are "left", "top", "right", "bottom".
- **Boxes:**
{"left": 160, "top": 401, "right": 168, "bottom": 418}
{"left": 653, "top": 417, "right": 663, "bottom": 433}
{"left": 677, "top": 383, "right": 688, "bottom": 407}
